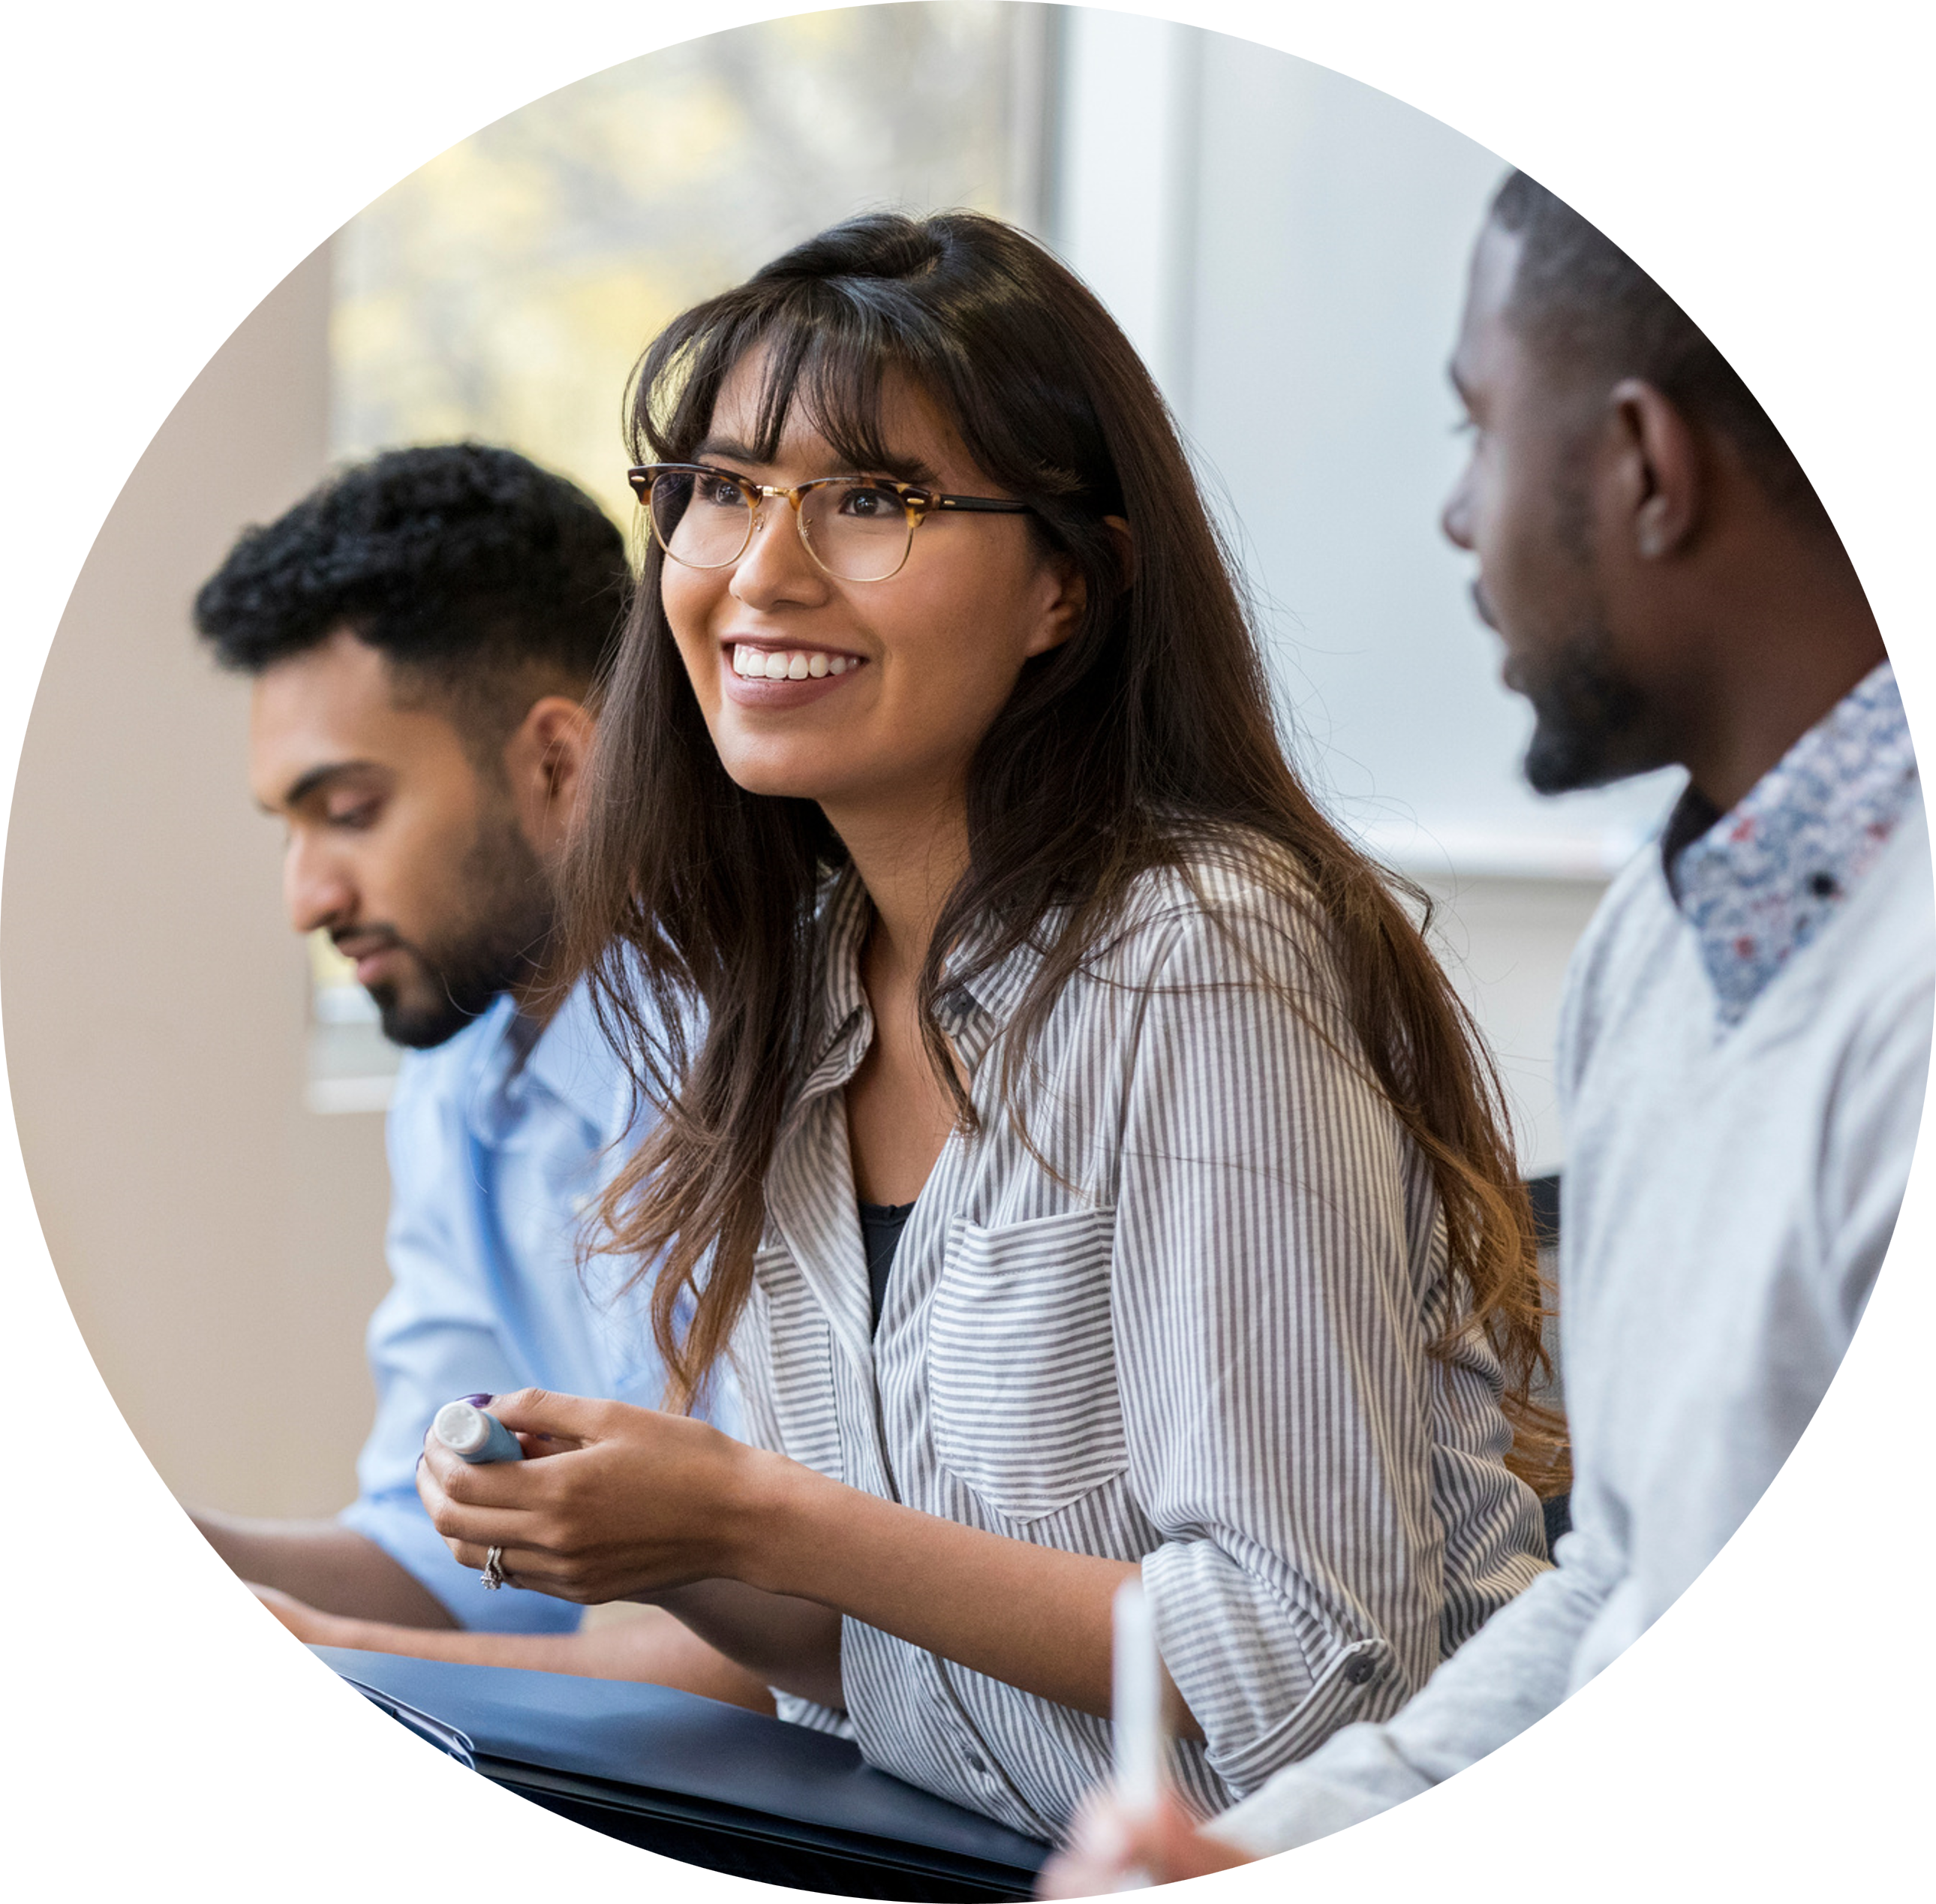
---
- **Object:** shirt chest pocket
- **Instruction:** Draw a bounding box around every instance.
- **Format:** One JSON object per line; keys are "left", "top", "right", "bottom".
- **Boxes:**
{"left": 927, "top": 1205, "right": 1126, "bottom": 1524}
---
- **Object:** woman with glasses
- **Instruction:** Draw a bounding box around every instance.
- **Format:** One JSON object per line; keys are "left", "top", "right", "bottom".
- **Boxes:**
{"left": 413, "top": 211, "right": 1564, "bottom": 1841}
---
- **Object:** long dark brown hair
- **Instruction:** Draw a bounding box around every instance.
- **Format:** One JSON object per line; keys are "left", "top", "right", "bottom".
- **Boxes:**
{"left": 566, "top": 210, "right": 1566, "bottom": 1492}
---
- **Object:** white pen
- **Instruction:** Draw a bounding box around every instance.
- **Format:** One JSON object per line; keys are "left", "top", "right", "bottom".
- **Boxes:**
{"left": 1111, "top": 1573, "right": 1165, "bottom": 1890}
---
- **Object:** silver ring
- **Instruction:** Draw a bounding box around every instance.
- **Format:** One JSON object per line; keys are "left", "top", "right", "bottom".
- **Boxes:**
{"left": 481, "top": 1545, "right": 506, "bottom": 1591}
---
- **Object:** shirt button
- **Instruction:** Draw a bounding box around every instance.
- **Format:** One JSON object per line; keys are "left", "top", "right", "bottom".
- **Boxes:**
{"left": 1344, "top": 1656, "right": 1376, "bottom": 1686}
{"left": 963, "top": 1752, "right": 988, "bottom": 1774}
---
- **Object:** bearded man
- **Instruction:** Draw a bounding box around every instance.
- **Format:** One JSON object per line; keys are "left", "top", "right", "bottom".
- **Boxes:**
{"left": 188, "top": 444, "right": 762, "bottom": 1707}
{"left": 1041, "top": 171, "right": 1929, "bottom": 1885}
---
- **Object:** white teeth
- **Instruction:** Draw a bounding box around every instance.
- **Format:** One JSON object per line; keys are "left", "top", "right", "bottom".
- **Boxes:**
{"left": 731, "top": 645, "right": 858, "bottom": 679}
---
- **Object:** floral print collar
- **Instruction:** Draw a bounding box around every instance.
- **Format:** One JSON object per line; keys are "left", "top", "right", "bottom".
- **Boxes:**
{"left": 1665, "top": 661, "right": 1917, "bottom": 1027}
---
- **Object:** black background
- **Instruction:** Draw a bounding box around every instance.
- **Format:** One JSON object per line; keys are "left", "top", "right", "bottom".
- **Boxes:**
{"left": 15, "top": 7, "right": 1920, "bottom": 1890}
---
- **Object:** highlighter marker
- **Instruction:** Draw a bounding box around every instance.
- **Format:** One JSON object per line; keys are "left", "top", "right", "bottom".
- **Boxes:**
{"left": 432, "top": 1397, "right": 524, "bottom": 1464}
{"left": 1111, "top": 1574, "right": 1165, "bottom": 1889}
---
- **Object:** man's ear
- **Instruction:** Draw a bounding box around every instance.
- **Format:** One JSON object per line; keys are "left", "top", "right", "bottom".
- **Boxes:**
{"left": 502, "top": 695, "right": 595, "bottom": 859}
{"left": 1607, "top": 378, "right": 1705, "bottom": 561}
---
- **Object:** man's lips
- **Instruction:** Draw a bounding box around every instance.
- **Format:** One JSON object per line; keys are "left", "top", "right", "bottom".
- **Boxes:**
{"left": 332, "top": 935, "right": 407, "bottom": 984}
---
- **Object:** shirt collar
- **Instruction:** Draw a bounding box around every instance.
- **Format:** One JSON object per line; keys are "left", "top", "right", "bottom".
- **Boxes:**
{"left": 1665, "top": 660, "right": 1917, "bottom": 1024}
{"left": 791, "top": 868, "right": 873, "bottom": 1111}
{"left": 464, "top": 979, "right": 628, "bottom": 1147}
{"left": 794, "top": 865, "right": 1054, "bottom": 1111}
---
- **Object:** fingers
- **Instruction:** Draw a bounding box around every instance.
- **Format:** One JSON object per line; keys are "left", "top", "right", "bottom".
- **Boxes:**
{"left": 1038, "top": 1792, "right": 1253, "bottom": 1896}
{"left": 441, "top": 1537, "right": 605, "bottom": 1605}
{"left": 484, "top": 1388, "right": 615, "bottom": 1441}
{"left": 419, "top": 1430, "right": 553, "bottom": 1508}
{"left": 417, "top": 1436, "right": 551, "bottom": 1562}
{"left": 1147, "top": 1798, "right": 1254, "bottom": 1881}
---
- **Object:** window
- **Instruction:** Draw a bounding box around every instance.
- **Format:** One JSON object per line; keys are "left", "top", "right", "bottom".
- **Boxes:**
{"left": 314, "top": 3, "right": 1053, "bottom": 1108}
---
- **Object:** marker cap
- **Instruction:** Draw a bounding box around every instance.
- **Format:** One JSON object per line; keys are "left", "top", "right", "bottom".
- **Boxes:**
{"left": 432, "top": 1398, "right": 492, "bottom": 1457}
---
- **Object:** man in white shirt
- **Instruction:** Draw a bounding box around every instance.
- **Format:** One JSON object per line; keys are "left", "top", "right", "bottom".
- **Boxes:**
{"left": 1041, "top": 170, "right": 1929, "bottom": 1885}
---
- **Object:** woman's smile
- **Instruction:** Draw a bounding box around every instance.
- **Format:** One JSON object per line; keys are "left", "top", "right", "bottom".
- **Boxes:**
{"left": 720, "top": 638, "right": 869, "bottom": 709}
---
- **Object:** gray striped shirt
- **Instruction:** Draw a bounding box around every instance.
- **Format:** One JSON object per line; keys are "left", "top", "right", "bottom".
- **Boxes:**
{"left": 732, "top": 840, "right": 1547, "bottom": 1839}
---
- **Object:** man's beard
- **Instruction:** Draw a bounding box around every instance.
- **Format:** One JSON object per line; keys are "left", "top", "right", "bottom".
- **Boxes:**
{"left": 361, "top": 815, "right": 557, "bottom": 1050}
{"left": 1516, "top": 616, "right": 1674, "bottom": 797}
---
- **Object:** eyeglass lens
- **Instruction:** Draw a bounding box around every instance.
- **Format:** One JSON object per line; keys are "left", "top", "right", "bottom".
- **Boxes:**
{"left": 649, "top": 471, "right": 915, "bottom": 582}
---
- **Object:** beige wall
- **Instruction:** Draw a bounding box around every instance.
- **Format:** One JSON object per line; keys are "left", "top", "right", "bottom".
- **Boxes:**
{"left": 2, "top": 244, "right": 394, "bottom": 1519}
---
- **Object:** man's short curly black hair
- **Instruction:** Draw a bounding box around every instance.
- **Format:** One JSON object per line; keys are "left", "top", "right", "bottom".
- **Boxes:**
{"left": 1490, "top": 171, "right": 1827, "bottom": 526}
{"left": 194, "top": 442, "right": 630, "bottom": 737}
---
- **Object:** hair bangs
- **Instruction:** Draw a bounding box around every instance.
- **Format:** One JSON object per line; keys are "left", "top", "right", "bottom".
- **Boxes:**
{"left": 634, "top": 274, "right": 970, "bottom": 489}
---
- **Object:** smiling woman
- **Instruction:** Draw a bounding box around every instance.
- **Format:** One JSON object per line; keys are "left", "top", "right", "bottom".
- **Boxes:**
{"left": 652, "top": 359, "right": 1084, "bottom": 825}
{"left": 395, "top": 209, "right": 1568, "bottom": 1842}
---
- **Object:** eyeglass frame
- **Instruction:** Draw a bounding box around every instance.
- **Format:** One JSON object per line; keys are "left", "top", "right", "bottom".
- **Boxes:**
{"left": 627, "top": 461, "right": 1036, "bottom": 583}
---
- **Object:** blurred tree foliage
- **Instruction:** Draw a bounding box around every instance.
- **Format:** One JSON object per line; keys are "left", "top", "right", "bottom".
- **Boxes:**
{"left": 334, "top": 3, "right": 1048, "bottom": 525}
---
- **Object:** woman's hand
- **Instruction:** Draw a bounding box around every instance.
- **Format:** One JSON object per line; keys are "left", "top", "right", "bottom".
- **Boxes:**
{"left": 416, "top": 1389, "right": 769, "bottom": 1605}
{"left": 1036, "top": 1791, "right": 1255, "bottom": 1896}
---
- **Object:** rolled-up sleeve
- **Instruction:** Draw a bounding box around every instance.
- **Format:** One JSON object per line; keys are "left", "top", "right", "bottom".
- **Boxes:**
{"left": 1208, "top": 1526, "right": 1619, "bottom": 1852}
{"left": 1114, "top": 899, "right": 1544, "bottom": 1796}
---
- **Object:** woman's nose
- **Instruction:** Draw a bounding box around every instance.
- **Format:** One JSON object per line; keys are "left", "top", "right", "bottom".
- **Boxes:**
{"left": 729, "top": 496, "right": 831, "bottom": 611}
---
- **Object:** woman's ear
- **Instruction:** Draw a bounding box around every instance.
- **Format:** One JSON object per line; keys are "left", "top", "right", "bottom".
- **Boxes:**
{"left": 1024, "top": 518, "right": 1132, "bottom": 660}
{"left": 1023, "top": 547, "right": 1090, "bottom": 659}
{"left": 503, "top": 694, "right": 597, "bottom": 862}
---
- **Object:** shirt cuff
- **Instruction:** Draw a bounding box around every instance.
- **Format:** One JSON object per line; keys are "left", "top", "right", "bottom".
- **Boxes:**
{"left": 773, "top": 1692, "right": 855, "bottom": 1738}
{"left": 338, "top": 1496, "right": 585, "bottom": 1635}
{"left": 1142, "top": 1536, "right": 1403, "bottom": 1797}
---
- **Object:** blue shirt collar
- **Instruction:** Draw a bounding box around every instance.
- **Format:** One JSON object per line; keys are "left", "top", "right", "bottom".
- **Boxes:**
{"left": 462, "top": 981, "right": 632, "bottom": 1148}
{"left": 1665, "top": 660, "right": 1917, "bottom": 1024}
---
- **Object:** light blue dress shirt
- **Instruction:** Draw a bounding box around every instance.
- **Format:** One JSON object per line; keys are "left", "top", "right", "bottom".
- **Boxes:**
{"left": 337, "top": 979, "right": 716, "bottom": 1631}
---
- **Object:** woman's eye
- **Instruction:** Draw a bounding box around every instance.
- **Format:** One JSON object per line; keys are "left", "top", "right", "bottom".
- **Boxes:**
{"left": 839, "top": 484, "right": 903, "bottom": 520}
{"left": 698, "top": 477, "right": 746, "bottom": 508}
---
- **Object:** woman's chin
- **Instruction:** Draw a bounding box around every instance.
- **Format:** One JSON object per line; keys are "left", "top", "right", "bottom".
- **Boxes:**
{"left": 713, "top": 744, "right": 854, "bottom": 806}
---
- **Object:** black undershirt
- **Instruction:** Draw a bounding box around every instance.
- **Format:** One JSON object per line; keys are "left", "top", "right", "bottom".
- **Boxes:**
{"left": 858, "top": 1199, "right": 916, "bottom": 1330}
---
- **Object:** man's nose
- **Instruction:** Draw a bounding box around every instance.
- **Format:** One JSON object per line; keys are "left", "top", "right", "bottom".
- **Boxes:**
{"left": 284, "top": 835, "right": 353, "bottom": 935}
{"left": 1440, "top": 469, "right": 1475, "bottom": 551}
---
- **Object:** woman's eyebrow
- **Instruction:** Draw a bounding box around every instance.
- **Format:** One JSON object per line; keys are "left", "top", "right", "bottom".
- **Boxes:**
{"left": 694, "top": 435, "right": 942, "bottom": 487}
{"left": 694, "top": 435, "right": 764, "bottom": 466}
